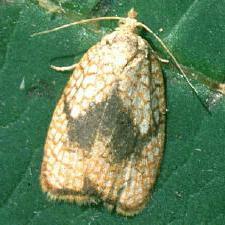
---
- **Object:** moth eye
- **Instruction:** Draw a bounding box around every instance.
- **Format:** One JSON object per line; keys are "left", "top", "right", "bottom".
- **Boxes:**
{"left": 119, "top": 20, "right": 126, "bottom": 26}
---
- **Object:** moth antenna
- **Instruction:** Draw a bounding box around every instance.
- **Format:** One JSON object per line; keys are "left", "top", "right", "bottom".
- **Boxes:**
{"left": 31, "top": 16, "right": 124, "bottom": 37}
{"left": 137, "top": 22, "right": 199, "bottom": 96}
{"left": 31, "top": 11, "right": 205, "bottom": 106}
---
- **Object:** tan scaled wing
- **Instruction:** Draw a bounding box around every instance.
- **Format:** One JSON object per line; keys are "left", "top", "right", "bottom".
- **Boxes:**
{"left": 40, "top": 42, "right": 118, "bottom": 203}
{"left": 40, "top": 30, "right": 165, "bottom": 216}
{"left": 83, "top": 52, "right": 166, "bottom": 216}
{"left": 114, "top": 54, "right": 165, "bottom": 216}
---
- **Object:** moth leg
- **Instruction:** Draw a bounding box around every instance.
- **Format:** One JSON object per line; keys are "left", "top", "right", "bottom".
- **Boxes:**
{"left": 51, "top": 64, "right": 77, "bottom": 71}
{"left": 156, "top": 56, "right": 169, "bottom": 64}
{"left": 149, "top": 49, "right": 169, "bottom": 64}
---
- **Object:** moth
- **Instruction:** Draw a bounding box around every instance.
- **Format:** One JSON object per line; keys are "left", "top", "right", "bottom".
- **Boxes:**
{"left": 38, "top": 9, "right": 193, "bottom": 216}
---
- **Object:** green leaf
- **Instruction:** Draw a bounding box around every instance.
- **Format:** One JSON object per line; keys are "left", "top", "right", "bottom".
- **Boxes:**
{"left": 0, "top": 1, "right": 225, "bottom": 225}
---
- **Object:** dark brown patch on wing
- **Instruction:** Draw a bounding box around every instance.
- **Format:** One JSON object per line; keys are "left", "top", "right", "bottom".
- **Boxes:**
{"left": 64, "top": 93, "right": 154, "bottom": 162}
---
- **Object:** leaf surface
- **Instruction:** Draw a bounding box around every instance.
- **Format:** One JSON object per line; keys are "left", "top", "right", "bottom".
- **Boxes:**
{"left": 0, "top": 1, "right": 225, "bottom": 224}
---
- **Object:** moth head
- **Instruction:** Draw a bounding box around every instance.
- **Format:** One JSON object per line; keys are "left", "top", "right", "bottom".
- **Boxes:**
{"left": 118, "top": 8, "right": 138, "bottom": 33}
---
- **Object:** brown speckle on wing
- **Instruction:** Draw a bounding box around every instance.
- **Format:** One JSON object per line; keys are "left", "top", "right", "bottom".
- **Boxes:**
{"left": 40, "top": 13, "right": 165, "bottom": 216}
